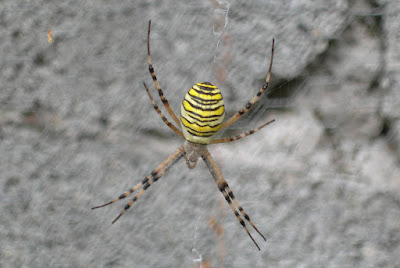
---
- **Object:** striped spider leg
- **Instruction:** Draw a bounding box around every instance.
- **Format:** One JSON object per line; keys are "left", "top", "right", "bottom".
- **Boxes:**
{"left": 218, "top": 38, "right": 274, "bottom": 132}
{"left": 202, "top": 149, "right": 266, "bottom": 250}
{"left": 92, "top": 146, "right": 185, "bottom": 223}
{"left": 146, "top": 20, "right": 180, "bottom": 127}
{"left": 93, "top": 20, "right": 275, "bottom": 250}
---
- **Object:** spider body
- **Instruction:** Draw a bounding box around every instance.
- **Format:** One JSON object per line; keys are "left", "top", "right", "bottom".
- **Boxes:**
{"left": 93, "top": 20, "right": 275, "bottom": 251}
{"left": 183, "top": 141, "right": 206, "bottom": 167}
{"left": 181, "top": 82, "right": 225, "bottom": 145}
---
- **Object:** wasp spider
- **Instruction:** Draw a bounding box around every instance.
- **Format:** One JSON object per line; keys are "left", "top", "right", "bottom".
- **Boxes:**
{"left": 93, "top": 20, "right": 275, "bottom": 250}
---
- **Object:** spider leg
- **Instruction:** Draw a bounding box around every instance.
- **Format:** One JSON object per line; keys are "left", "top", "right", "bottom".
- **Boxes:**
{"left": 225, "top": 185, "right": 266, "bottom": 241}
{"left": 92, "top": 146, "right": 186, "bottom": 223}
{"left": 212, "top": 119, "right": 275, "bottom": 144}
{"left": 147, "top": 20, "right": 181, "bottom": 127}
{"left": 143, "top": 82, "right": 184, "bottom": 138}
{"left": 202, "top": 149, "right": 265, "bottom": 251}
{"left": 220, "top": 39, "right": 274, "bottom": 131}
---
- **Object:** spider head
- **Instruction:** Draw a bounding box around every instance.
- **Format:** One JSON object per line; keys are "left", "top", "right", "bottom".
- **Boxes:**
{"left": 183, "top": 141, "right": 207, "bottom": 169}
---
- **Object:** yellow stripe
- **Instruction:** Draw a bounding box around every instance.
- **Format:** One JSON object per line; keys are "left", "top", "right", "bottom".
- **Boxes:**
{"left": 189, "top": 88, "right": 222, "bottom": 100}
{"left": 183, "top": 100, "right": 224, "bottom": 117}
{"left": 184, "top": 96, "right": 224, "bottom": 111}
{"left": 181, "top": 117, "right": 221, "bottom": 136}
{"left": 187, "top": 95, "right": 221, "bottom": 105}
{"left": 181, "top": 116, "right": 222, "bottom": 133}
{"left": 190, "top": 86, "right": 221, "bottom": 97}
{"left": 186, "top": 129, "right": 214, "bottom": 137}
{"left": 183, "top": 110, "right": 223, "bottom": 123}
{"left": 197, "top": 82, "right": 217, "bottom": 89}
{"left": 192, "top": 85, "right": 220, "bottom": 93}
{"left": 180, "top": 113, "right": 222, "bottom": 127}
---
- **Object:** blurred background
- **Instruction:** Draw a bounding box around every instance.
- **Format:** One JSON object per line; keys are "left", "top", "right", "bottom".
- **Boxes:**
{"left": 1, "top": 0, "right": 399, "bottom": 267}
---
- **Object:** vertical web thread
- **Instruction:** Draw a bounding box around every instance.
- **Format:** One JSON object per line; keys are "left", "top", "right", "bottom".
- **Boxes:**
{"left": 213, "top": 0, "right": 230, "bottom": 63}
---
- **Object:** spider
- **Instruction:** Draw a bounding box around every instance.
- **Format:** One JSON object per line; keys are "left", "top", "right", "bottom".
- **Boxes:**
{"left": 93, "top": 20, "right": 275, "bottom": 251}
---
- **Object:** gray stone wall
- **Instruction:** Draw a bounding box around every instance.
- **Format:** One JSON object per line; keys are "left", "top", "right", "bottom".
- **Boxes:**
{"left": 1, "top": 0, "right": 399, "bottom": 267}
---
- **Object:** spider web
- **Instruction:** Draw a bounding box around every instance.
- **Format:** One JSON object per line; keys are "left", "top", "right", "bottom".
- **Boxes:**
{"left": 189, "top": 1, "right": 231, "bottom": 266}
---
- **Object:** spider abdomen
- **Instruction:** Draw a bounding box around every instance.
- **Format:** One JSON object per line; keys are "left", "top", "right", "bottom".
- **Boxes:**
{"left": 180, "top": 82, "right": 225, "bottom": 144}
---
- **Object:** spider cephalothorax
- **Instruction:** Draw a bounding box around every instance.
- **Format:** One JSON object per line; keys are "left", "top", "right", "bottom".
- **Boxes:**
{"left": 93, "top": 20, "right": 275, "bottom": 250}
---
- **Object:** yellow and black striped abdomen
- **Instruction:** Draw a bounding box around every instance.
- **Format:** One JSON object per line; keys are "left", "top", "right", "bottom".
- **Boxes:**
{"left": 180, "top": 82, "right": 225, "bottom": 144}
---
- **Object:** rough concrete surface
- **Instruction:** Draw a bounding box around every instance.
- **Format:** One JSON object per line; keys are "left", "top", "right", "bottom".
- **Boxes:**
{"left": 1, "top": 0, "right": 399, "bottom": 267}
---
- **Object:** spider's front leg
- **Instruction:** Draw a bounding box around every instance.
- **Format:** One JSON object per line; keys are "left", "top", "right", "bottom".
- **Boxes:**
{"left": 92, "top": 146, "right": 185, "bottom": 223}
{"left": 202, "top": 149, "right": 266, "bottom": 250}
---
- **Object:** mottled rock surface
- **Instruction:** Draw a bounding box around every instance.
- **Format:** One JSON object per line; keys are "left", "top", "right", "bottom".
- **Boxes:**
{"left": 1, "top": 0, "right": 399, "bottom": 267}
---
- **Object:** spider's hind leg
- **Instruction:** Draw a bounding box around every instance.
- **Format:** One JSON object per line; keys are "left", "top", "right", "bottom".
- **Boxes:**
{"left": 147, "top": 20, "right": 181, "bottom": 126}
{"left": 143, "top": 82, "right": 184, "bottom": 138}
{"left": 220, "top": 39, "right": 275, "bottom": 131}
